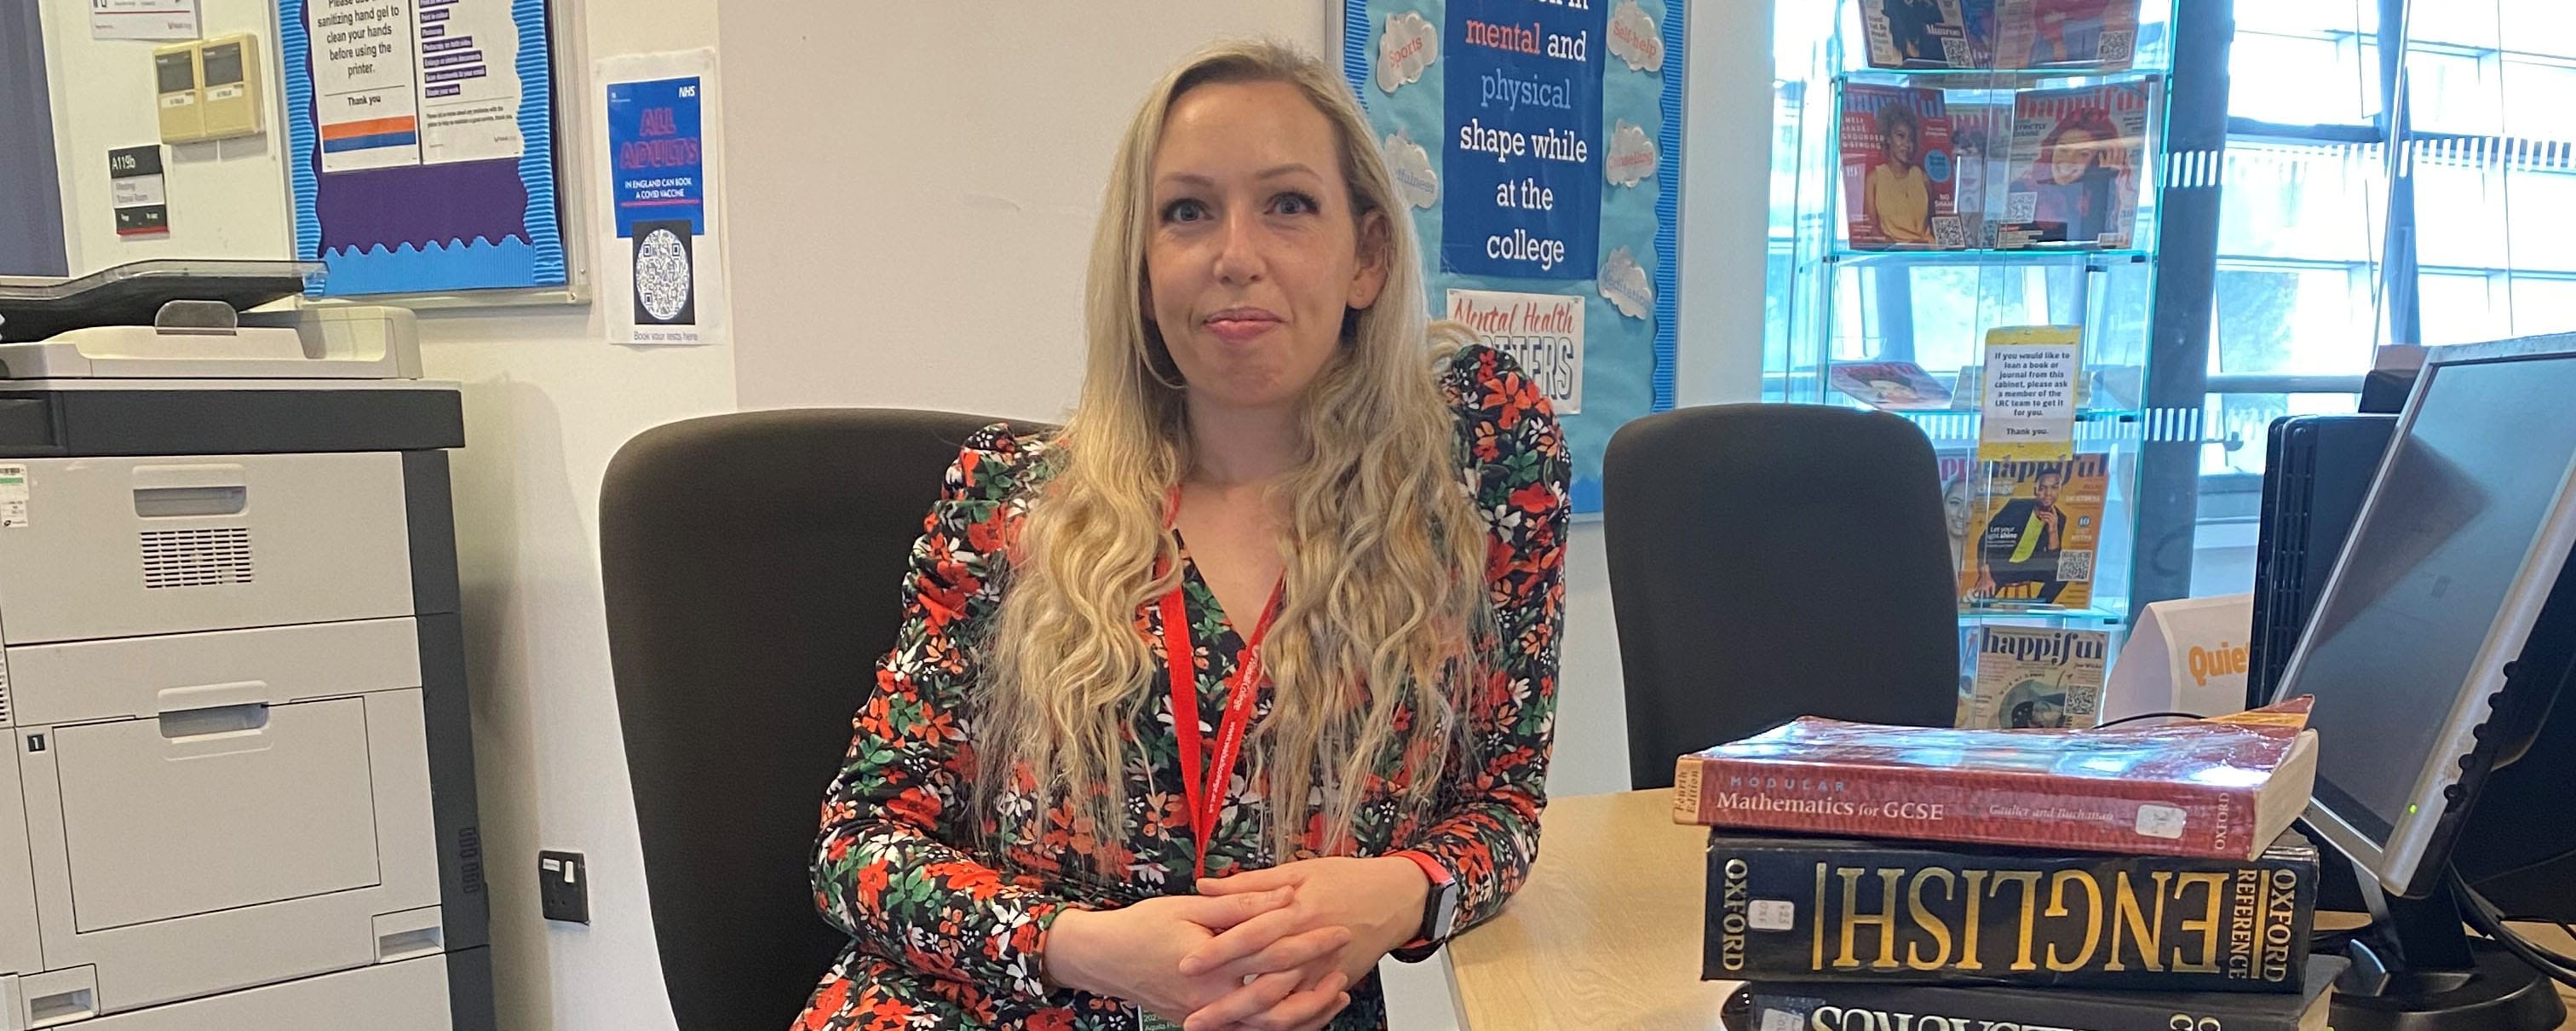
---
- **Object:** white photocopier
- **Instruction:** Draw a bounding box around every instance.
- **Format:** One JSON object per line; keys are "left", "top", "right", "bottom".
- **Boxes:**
{"left": 0, "top": 262, "right": 491, "bottom": 1031}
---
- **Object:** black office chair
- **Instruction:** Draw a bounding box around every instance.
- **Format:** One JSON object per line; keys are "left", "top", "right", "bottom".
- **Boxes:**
{"left": 1602, "top": 404, "right": 1960, "bottom": 790}
{"left": 601, "top": 408, "right": 1026, "bottom": 1031}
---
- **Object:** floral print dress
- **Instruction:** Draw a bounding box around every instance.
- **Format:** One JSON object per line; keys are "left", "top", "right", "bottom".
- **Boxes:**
{"left": 798, "top": 345, "right": 1571, "bottom": 1031}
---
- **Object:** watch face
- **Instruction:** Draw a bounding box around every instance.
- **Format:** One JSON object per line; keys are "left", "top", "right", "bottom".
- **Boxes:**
{"left": 1429, "top": 880, "right": 1463, "bottom": 939}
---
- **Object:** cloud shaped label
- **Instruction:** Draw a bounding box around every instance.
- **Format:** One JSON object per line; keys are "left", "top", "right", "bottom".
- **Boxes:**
{"left": 1599, "top": 246, "right": 1653, "bottom": 320}
{"left": 1606, "top": 119, "right": 1658, "bottom": 187}
{"left": 1383, "top": 129, "right": 1440, "bottom": 209}
{"left": 1379, "top": 12, "right": 1440, "bottom": 93}
{"left": 1609, "top": 0, "right": 1665, "bottom": 73}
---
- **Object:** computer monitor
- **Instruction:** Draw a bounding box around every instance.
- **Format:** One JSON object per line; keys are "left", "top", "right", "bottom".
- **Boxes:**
{"left": 2248, "top": 413, "right": 2397, "bottom": 708}
{"left": 2268, "top": 335, "right": 2576, "bottom": 902}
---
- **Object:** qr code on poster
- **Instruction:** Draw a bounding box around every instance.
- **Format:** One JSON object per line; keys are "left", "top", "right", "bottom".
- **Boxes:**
{"left": 2007, "top": 192, "right": 2038, "bottom": 223}
{"left": 2058, "top": 549, "right": 2097, "bottom": 583}
{"left": 1941, "top": 36, "right": 1974, "bottom": 67}
{"left": 2098, "top": 29, "right": 2136, "bottom": 64}
{"left": 1931, "top": 216, "right": 1969, "bottom": 249}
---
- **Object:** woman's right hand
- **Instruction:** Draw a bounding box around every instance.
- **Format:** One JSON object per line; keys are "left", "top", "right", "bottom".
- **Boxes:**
{"left": 1044, "top": 890, "right": 1354, "bottom": 1028}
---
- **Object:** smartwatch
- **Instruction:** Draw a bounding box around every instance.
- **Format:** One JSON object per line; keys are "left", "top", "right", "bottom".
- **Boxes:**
{"left": 1389, "top": 850, "right": 1460, "bottom": 962}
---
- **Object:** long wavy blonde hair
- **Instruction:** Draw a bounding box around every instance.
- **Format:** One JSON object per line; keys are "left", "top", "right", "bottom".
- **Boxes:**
{"left": 975, "top": 39, "right": 1492, "bottom": 867}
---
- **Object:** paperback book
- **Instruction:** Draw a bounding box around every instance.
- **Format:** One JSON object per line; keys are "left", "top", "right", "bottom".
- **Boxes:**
{"left": 1671, "top": 699, "right": 2322, "bottom": 861}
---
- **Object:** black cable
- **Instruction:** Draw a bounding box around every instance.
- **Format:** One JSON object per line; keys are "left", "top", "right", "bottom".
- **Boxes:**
{"left": 2463, "top": 844, "right": 2576, "bottom": 890}
{"left": 2094, "top": 711, "right": 2208, "bottom": 729}
{"left": 2450, "top": 865, "right": 2576, "bottom": 988}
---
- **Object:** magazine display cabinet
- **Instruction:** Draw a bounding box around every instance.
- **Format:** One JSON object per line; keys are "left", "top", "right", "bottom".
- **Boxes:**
{"left": 1774, "top": 0, "right": 2181, "bottom": 652}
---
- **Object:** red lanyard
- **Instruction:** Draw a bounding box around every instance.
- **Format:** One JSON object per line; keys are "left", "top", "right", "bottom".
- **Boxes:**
{"left": 1159, "top": 495, "right": 1283, "bottom": 880}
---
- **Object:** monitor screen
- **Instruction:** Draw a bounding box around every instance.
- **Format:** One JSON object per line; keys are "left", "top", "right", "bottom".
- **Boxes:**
{"left": 2284, "top": 348, "right": 2576, "bottom": 872}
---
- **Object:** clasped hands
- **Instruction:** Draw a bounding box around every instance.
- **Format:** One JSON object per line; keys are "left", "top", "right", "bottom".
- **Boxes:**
{"left": 1044, "top": 856, "right": 1432, "bottom": 1031}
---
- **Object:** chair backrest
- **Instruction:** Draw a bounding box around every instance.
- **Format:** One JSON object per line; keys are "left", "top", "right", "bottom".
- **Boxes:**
{"left": 601, "top": 408, "right": 1019, "bottom": 1031}
{"left": 1602, "top": 404, "right": 1960, "bottom": 791}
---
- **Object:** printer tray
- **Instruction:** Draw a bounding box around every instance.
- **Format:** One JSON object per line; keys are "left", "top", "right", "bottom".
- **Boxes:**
{"left": 0, "top": 261, "right": 313, "bottom": 343}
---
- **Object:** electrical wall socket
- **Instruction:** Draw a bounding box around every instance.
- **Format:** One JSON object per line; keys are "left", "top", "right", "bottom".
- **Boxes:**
{"left": 538, "top": 850, "right": 589, "bottom": 924}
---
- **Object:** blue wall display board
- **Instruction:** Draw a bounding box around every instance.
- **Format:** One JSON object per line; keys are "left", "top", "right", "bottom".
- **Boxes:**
{"left": 279, "top": 0, "right": 564, "bottom": 297}
{"left": 1345, "top": 0, "right": 1685, "bottom": 513}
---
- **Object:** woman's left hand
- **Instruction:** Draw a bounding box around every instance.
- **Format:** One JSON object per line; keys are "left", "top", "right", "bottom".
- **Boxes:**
{"left": 1176, "top": 856, "right": 1430, "bottom": 1025}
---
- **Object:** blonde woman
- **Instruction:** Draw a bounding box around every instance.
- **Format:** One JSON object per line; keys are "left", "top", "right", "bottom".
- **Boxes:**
{"left": 802, "top": 39, "right": 1568, "bottom": 1031}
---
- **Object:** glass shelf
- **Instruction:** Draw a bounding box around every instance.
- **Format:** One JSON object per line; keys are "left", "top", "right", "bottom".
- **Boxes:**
{"left": 1959, "top": 603, "right": 2130, "bottom": 625}
{"left": 1837, "top": 66, "right": 2170, "bottom": 90}
{"left": 1826, "top": 248, "right": 2153, "bottom": 268}
{"left": 1887, "top": 406, "right": 2146, "bottom": 445}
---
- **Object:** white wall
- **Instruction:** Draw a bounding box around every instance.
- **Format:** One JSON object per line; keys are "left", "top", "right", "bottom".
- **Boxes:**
{"left": 410, "top": 4, "right": 733, "bottom": 1031}
{"left": 39, "top": 0, "right": 296, "bottom": 272}
{"left": 722, "top": 2, "right": 1336, "bottom": 420}
{"left": 718, "top": 0, "right": 1778, "bottom": 803}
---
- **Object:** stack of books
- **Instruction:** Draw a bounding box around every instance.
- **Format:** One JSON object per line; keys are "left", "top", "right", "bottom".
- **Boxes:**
{"left": 1675, "top": 699, "right": 2344, "bottom": 1030}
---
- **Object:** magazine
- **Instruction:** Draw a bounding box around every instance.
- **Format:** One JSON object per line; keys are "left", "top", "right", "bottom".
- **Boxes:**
{"left": 1997, "top": 82, "right": 2154, "bottom": 249}
{"left": 1860, "top": 0, "right": 1985, "bottom": 69}
{"left": 1840, "top": 84, "right": 1967, "bottom": 250}
{"left": 1830, "top": 360, "right": 1954, "bottom": 411}
{"left": 1964, "top": 625, "right": 2110, "bottom": 729}
{"left": 1937, "top": 445, "right": 1980, "bottom": 579}
{"left": 1993, "top": 0, "right": 2142, "bottom": 71}
{"left": 1959, "top": 452, "right": 2108, "bottom": 609}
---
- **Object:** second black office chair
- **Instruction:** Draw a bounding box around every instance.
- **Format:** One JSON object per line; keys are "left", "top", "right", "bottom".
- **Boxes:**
{"left": 601, "top": 408, "right": 1030, "bottom": 1031}
{"left": 1603, "top": 404, "right": 1960, "bottom": 790}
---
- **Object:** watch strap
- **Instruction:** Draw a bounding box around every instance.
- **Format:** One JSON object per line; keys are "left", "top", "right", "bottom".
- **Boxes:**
{"left": 1389, "top": 850, "right": 1458, "bottom": 961}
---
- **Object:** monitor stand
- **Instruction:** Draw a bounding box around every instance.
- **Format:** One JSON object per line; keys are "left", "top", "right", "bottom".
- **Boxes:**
{"left": 2332, "top": 862, "right": 2567, "bottom": 1030}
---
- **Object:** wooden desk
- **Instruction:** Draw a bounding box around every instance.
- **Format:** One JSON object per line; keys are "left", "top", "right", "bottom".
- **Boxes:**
{"left": 1446, "top": 790, "right": 2576, "bottom": 1031}
{"left": 1446, "top": 790, "right": 1734, "bottom": 1030}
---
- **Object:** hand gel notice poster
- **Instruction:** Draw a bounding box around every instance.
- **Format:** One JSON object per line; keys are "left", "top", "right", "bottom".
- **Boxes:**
{"left": 281, "top": 0, "right": 565, "bottom": 296}
{"left": 1348, "top": 0, "right": 1688, "bottom": 513}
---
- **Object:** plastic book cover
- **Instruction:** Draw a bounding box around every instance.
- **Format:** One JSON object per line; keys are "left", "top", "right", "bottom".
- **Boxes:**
{"left": 1961, "top": 452, "right": 2108, "bottom": 609}
{"left": 1860, "top": 0, "right": 1990, "bottom": 69}
{"left": 1964, "top": 625, "right": 2111, "bottom": 729}
{"left": 1840, "top": 84, "right": 1968, "bottom": 250}
{"left": 1998, "top": 81, "right": 2155, "bottom": 249}
{"left": 1829, "top": 360, "right": 1955, "bottom": 411}
{"left": 1672, "top": 699, "right": 2319, "bottom": 860}
{"left": 1993, "top": 0, "right": 2143, "bottom": 71}
{"left": 1946, "top": 98, "right": 2014, "bottom": 247}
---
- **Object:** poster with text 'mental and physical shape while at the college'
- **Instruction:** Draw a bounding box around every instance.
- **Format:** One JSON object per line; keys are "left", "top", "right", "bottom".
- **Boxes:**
{"left": 1348, "top": 0, "right": 1687, "bottom": 515}
{"left": 1442, "top": 0, "right": 1606, "bottom": 280}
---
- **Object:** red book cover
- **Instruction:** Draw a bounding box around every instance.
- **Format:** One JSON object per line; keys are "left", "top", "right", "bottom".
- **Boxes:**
{"left": 1673, "top": 700, "right": 2317, "bottom": 861}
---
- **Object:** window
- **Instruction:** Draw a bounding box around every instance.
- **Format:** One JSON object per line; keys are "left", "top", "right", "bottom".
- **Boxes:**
{"left": 1760, "top": 0, "right": 2576, "bottom": 603}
